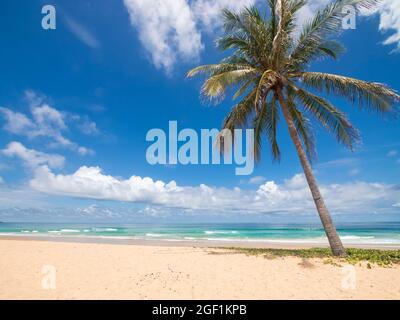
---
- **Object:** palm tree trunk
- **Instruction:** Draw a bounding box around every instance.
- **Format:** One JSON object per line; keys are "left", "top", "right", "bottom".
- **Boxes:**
{"left": 276, "top": 89, "right": 346, "bottom": 256}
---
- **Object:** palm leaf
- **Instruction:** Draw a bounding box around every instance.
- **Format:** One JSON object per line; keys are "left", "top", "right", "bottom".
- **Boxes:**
{"left": 289, "top": 0, "right": 380, "bottom": 70}
{"left": 264, "top": 95, "right": 281, "bottom": 161}
{"left": 291, "top": 84, "right": 360, "bottom": 149}
{"left": 200, "top": 69, "right": 258, "bottom": 102}
{"left": 300, "top": 72, "right": 400, "bottom": 113}
{"left": 287, "top": 88, "right": 317, "bottom": 161}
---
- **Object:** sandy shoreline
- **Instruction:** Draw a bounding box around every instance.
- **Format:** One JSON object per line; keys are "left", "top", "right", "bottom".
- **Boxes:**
{"left": 1, "top": 238, "right": 399, "bottom": 300}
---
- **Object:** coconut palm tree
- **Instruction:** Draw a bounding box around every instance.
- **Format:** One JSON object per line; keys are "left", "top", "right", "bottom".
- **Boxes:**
{"left": 187, "top": 0, "right": 400, "bottom": 256}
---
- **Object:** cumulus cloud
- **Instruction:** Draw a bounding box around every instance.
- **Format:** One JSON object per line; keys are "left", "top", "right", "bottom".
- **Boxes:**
{"left": 28, "top": 165, "right": 400, "bottom": 215}
{"left": 2, "top": 142, "right": 65, "bottom": 169}
{"left": 123, "top": 0, "right": 256, "bottom": 72}
{"left": 0, "top": 91, "right": 95, "bottom": 155}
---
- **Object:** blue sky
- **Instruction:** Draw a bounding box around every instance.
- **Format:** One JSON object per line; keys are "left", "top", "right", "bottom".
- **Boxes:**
{"left": 0, "top": 0, "right": 399, "bottom": 223}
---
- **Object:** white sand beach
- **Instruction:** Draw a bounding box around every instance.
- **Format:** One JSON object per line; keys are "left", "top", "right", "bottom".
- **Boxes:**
{"left": 0, "top": 239, "right": 399, "bottom": 300}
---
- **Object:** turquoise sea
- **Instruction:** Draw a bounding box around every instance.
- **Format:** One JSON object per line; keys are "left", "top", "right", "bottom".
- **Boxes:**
{"left": 0, "top": 222, "right": 400, "bottom": 245}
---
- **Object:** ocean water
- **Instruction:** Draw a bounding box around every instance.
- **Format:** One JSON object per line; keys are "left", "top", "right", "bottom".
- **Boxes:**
{"left": 0, "top": 222, "right": 400, "bottom": 245}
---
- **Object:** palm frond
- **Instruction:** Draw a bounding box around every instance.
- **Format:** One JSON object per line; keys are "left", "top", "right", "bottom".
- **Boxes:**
{"left": 265, "top": 95, "right": 281, "bottom": 161}
{"left": 219, "top": 6, "right": 273, "bottom": 68}
{"left": 222, "top": 88, "right": 257, "bottom": 132}
{"left": 187, "top": 0, "right": 394, "bottom": 169}
{"left": 290, "top": 84, "right": 360, "bottom": 149}
{"left": 186, "top": 63, "right": 254, "bottom": 78}
{"left": 233, "top": 78, "right": 256, "bottom": 100}
{"left": 253, "top": 99, "right": 269, "bottom": 161}
{"left": 287, "top": 88, "right": 317, "bottom": 161}
{"left": 271, "top": 0, "right": 307, "bottom": 69}
{"left": 289, "top": 0, "right": 380, "bottom": 70}
{"left": 200, "top": 69, "right": 258, "bottom": 102}
{"left": 300, "top": 72, "right": 400, "bottom": 113}
{"left": 221, "top": 8, "right": 245, "bottom": 33}
{"left": 253, "top": 94, "right": 281, "bottom": 162}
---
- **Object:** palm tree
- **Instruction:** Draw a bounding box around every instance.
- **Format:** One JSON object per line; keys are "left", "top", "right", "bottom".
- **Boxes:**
{"left": 187, "top": 0, "right": 400, "bottom": 256}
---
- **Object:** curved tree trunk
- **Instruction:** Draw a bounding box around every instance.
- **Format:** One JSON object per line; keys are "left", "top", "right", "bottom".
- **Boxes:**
{"left": 276, "top": 89, "right": 346, "bottom": 256}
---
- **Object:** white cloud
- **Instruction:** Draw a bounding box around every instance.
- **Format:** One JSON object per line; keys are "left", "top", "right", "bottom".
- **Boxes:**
{"left": 137, "top": 205, "right": 165, "bottom": 217}
{"left": 0, "top": 176, "right": 3, "bottom": 184}
{"left": 2, "top": 142, "right": 65, "bottom": 169}
{"left": 0, "top": 91, "right": 95, "bottom": 155}
{"left": 0, "top": 107, "right": 35, "bottom": 136}
{"left": 77, "top": 146, "right": 95, "bottom": 156}
{"left": 63, "top": 15, "right": 100, "bottom": 49}
{"left": 371, "top": 0, "right": 400, "bottom": 52}
{"left": 123, "top": 0, "right": 256, "bottom": 73}
{"left": 78, "top": 118, "right": 99, "bottom": 135}
{"left": 30, "top": 104, "right": 70, "bottom": 144}
{"left": 28, "top": 165, "right": 400, "bottom": 215}
{"left": 123, "top": 0, "right": 203, "bottom": 73}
